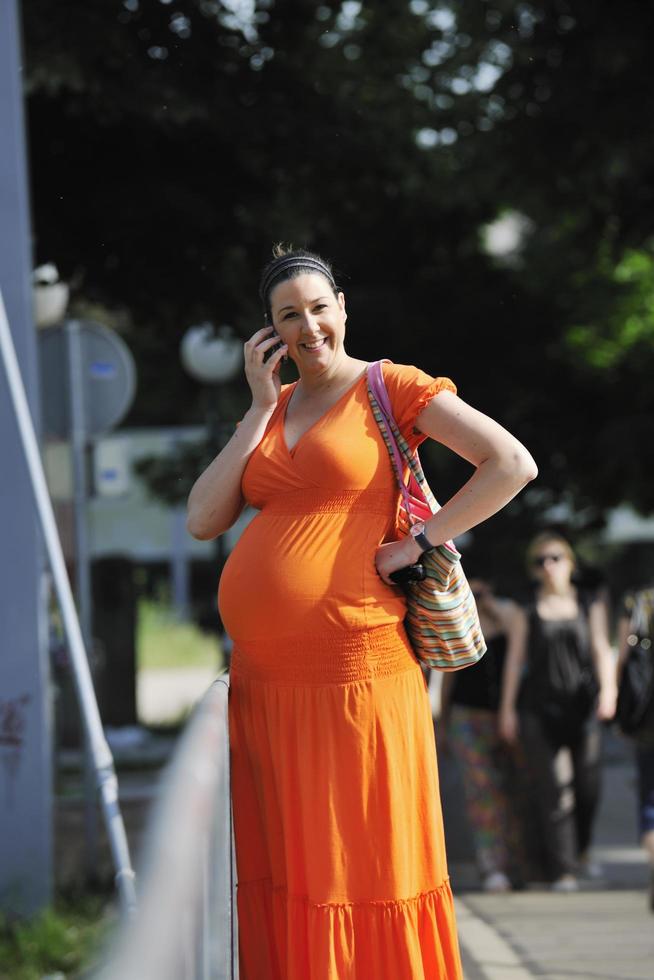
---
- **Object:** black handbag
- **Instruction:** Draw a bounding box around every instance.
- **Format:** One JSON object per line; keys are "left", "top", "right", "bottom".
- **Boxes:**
{"left": 616, "top": 590, "right": 654, "bottom": 737}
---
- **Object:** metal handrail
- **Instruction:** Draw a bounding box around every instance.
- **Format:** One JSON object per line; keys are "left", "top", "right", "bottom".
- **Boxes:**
{"left": 97, "top": 675, "right": 238, "bottom": 980}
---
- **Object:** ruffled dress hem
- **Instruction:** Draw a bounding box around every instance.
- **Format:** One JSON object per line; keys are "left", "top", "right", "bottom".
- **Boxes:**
{"left": 236, "top": 876, "right": 463, "bottom": 980}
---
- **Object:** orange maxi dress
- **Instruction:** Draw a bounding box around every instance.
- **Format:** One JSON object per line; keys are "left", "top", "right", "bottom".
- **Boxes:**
{"left": 218, "top": 362, "right": 463, "bottom": 980}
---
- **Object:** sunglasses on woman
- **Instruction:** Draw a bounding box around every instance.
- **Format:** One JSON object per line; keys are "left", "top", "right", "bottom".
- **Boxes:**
{"left": 532, "top": 553, "right": 567, "bottom": 568}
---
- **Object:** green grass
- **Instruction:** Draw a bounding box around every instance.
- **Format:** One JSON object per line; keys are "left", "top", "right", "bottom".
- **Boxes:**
{"left": 136, "top": 599, "right": 223, "bottom": 671}
{"left": 0, "top": 897, "right": 114, "bottom": 980}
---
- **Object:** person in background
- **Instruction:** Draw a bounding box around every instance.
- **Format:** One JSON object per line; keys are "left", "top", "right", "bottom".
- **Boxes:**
{"left": 440, "top": 574, "right": 528, "bottom": 892}
{"left": 616, "top": 584, "right": 654, "bottom": 912}
{"left": 498, "top": 531, "right": 616, "bottom": 891}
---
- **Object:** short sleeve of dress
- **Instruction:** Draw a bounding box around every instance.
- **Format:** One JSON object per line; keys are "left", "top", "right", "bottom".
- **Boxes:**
{"left": 381, "top": 361, "right": 456, "bottom": 446}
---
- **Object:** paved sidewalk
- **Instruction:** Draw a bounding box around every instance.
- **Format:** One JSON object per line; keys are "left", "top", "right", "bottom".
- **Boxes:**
{"left": 457, "top": 889, "right": 653, "bottom": 980}
{"left": 453, "top": 745, "right": 654, "bottom": 979}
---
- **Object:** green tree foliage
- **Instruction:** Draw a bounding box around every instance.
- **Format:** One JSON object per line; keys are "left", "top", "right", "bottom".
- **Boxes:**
{"left": 21, "top": 0, "right": 654, "bottom": 527}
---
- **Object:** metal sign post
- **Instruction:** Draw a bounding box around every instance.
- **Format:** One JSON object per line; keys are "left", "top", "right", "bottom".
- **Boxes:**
{"left": 39, "top": 318, "right": 138, "bottom": 890}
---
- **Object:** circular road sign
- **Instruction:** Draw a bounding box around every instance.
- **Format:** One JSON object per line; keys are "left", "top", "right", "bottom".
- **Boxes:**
{"left": 39, "top": 320, "right": 137, "bottom": 439}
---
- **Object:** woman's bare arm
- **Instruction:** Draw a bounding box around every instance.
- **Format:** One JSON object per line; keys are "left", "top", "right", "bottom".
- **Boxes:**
{"left": 497, "top": 601, "right": 529, "bottom": 744}
{"left": 186, "top": 405, "right": 275, "bottom": 539}
{"left": 588, "top": 597, "right": 617, "bottom": 720}
{"left": 186, "top": 326, "right": 287, "bottom": 540}
{"left": 375, "top": 391, "right": 538, "bottom": 581}
{"left": 416, "top": 392, "right": 538, "bottom": 549}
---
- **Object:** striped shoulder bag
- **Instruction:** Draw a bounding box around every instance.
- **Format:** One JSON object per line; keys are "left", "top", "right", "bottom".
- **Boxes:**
{"left": 367, "top": 360, "right": 486, "bottom": 671}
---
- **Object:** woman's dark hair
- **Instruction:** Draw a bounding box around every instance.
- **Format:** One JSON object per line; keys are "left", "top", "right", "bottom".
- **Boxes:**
{"left": 259, "top": 245, "right": 339, "bottom": 318}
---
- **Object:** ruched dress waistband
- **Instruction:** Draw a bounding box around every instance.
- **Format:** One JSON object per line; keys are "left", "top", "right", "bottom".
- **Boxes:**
{"left": 259, "top": 488, "right": 392, "bottom": 516}
{"left": 231, "top": 623, "right": 418, "bottom": 685}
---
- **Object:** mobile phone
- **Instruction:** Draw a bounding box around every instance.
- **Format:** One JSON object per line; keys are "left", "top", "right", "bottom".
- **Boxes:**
{"left": 264, "top": 334, "right": 283, "bottom": 363}
{"left": 389, "top": 563, "right": 426, "bottom": 585}
{"left": 263, "top": 315, "right": 284, "bottom": 363}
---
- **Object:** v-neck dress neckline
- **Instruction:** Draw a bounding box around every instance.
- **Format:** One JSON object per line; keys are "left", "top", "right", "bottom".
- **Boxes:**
{"left": 281, "top": 368, "right": 368, "bottom": 457}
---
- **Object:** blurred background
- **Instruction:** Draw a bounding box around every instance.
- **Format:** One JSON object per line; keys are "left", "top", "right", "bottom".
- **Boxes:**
{"left": 2, "top": 0, "right": 654, "bottom": 975}
{"left": 23, "top": 0, "right": 654, "bottom": 590}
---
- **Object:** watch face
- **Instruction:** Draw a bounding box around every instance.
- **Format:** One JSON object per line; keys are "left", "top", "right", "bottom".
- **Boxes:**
{"left": 410, "top": 521, "right": 425, "bottom": 538}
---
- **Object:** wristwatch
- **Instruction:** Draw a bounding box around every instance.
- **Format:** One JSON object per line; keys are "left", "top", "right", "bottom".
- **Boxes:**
{"left": 409, "top": 521, "right": 435, "bottom": 554}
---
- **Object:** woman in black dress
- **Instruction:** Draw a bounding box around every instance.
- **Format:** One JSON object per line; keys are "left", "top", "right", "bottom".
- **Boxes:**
{"left": 498, "top": 531, "right": 616, "bottom": 890}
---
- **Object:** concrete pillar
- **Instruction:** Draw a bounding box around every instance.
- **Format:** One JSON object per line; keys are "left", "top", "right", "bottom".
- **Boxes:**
{"left": 0, "top": 0, "right": 53, "bottom": 914}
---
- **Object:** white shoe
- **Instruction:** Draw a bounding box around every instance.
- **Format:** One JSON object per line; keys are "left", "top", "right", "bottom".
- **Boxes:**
{"left": 550, "top": 874, "right": 578, "bottom": 893}
{"left": 482, "top": 871, "right": 511, "bottom": 893}
{"left": 578, "top": 855, "right": 603, "bottom": 880}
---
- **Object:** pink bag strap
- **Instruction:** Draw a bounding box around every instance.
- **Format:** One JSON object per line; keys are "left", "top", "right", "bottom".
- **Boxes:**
{"left": 367, "top": 360, "right": 460, "bottom": 559}
{"left": 367, "top": 361, "right": 412, "bottom": 504}
{"left": 366, "top": 360, "right": 434, "bottom": 523}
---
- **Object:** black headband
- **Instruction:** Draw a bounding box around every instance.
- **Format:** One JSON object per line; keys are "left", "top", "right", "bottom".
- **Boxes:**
{"left": 259, "top": 256, "right": 336, "bottom": 305}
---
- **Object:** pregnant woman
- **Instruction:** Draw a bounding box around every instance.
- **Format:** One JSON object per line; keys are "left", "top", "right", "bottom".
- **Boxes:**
{"left": 187, "top": 246, "right": 537, "bottom": 980}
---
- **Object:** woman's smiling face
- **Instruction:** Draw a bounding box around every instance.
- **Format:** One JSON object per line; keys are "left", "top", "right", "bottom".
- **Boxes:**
{"left": 269, "top": 273, "right": 347, "bottom": 374}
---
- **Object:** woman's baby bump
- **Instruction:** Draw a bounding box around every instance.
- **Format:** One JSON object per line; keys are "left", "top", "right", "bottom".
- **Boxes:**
{"left": 218, "top": 510, "right": 394, "bottom": 643}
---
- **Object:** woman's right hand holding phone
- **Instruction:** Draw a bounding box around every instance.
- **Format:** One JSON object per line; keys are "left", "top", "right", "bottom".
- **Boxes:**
{"left": 244, "top": 325, "right": 288, "bottom": 411}
{"left": 187, "top": 324, "right": 287, "bottom": 540}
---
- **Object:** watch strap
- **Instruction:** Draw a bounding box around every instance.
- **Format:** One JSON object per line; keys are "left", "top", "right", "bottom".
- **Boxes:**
{"left": 413, "top": 530, "right": 435, "bottom": 553}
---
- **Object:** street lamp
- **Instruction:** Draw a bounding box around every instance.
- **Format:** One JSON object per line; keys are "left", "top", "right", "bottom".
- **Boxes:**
{"left": 180, "top": 322, "right": 243, "bottom": 385}
{"left": 180, "top": 320, "right": 243, "bottom": 458}
{"left": 33, "top": 262, "right": 69, "bottom": 329}
{"left": 180, "top": 322, "right": 243, "bottom": 665}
